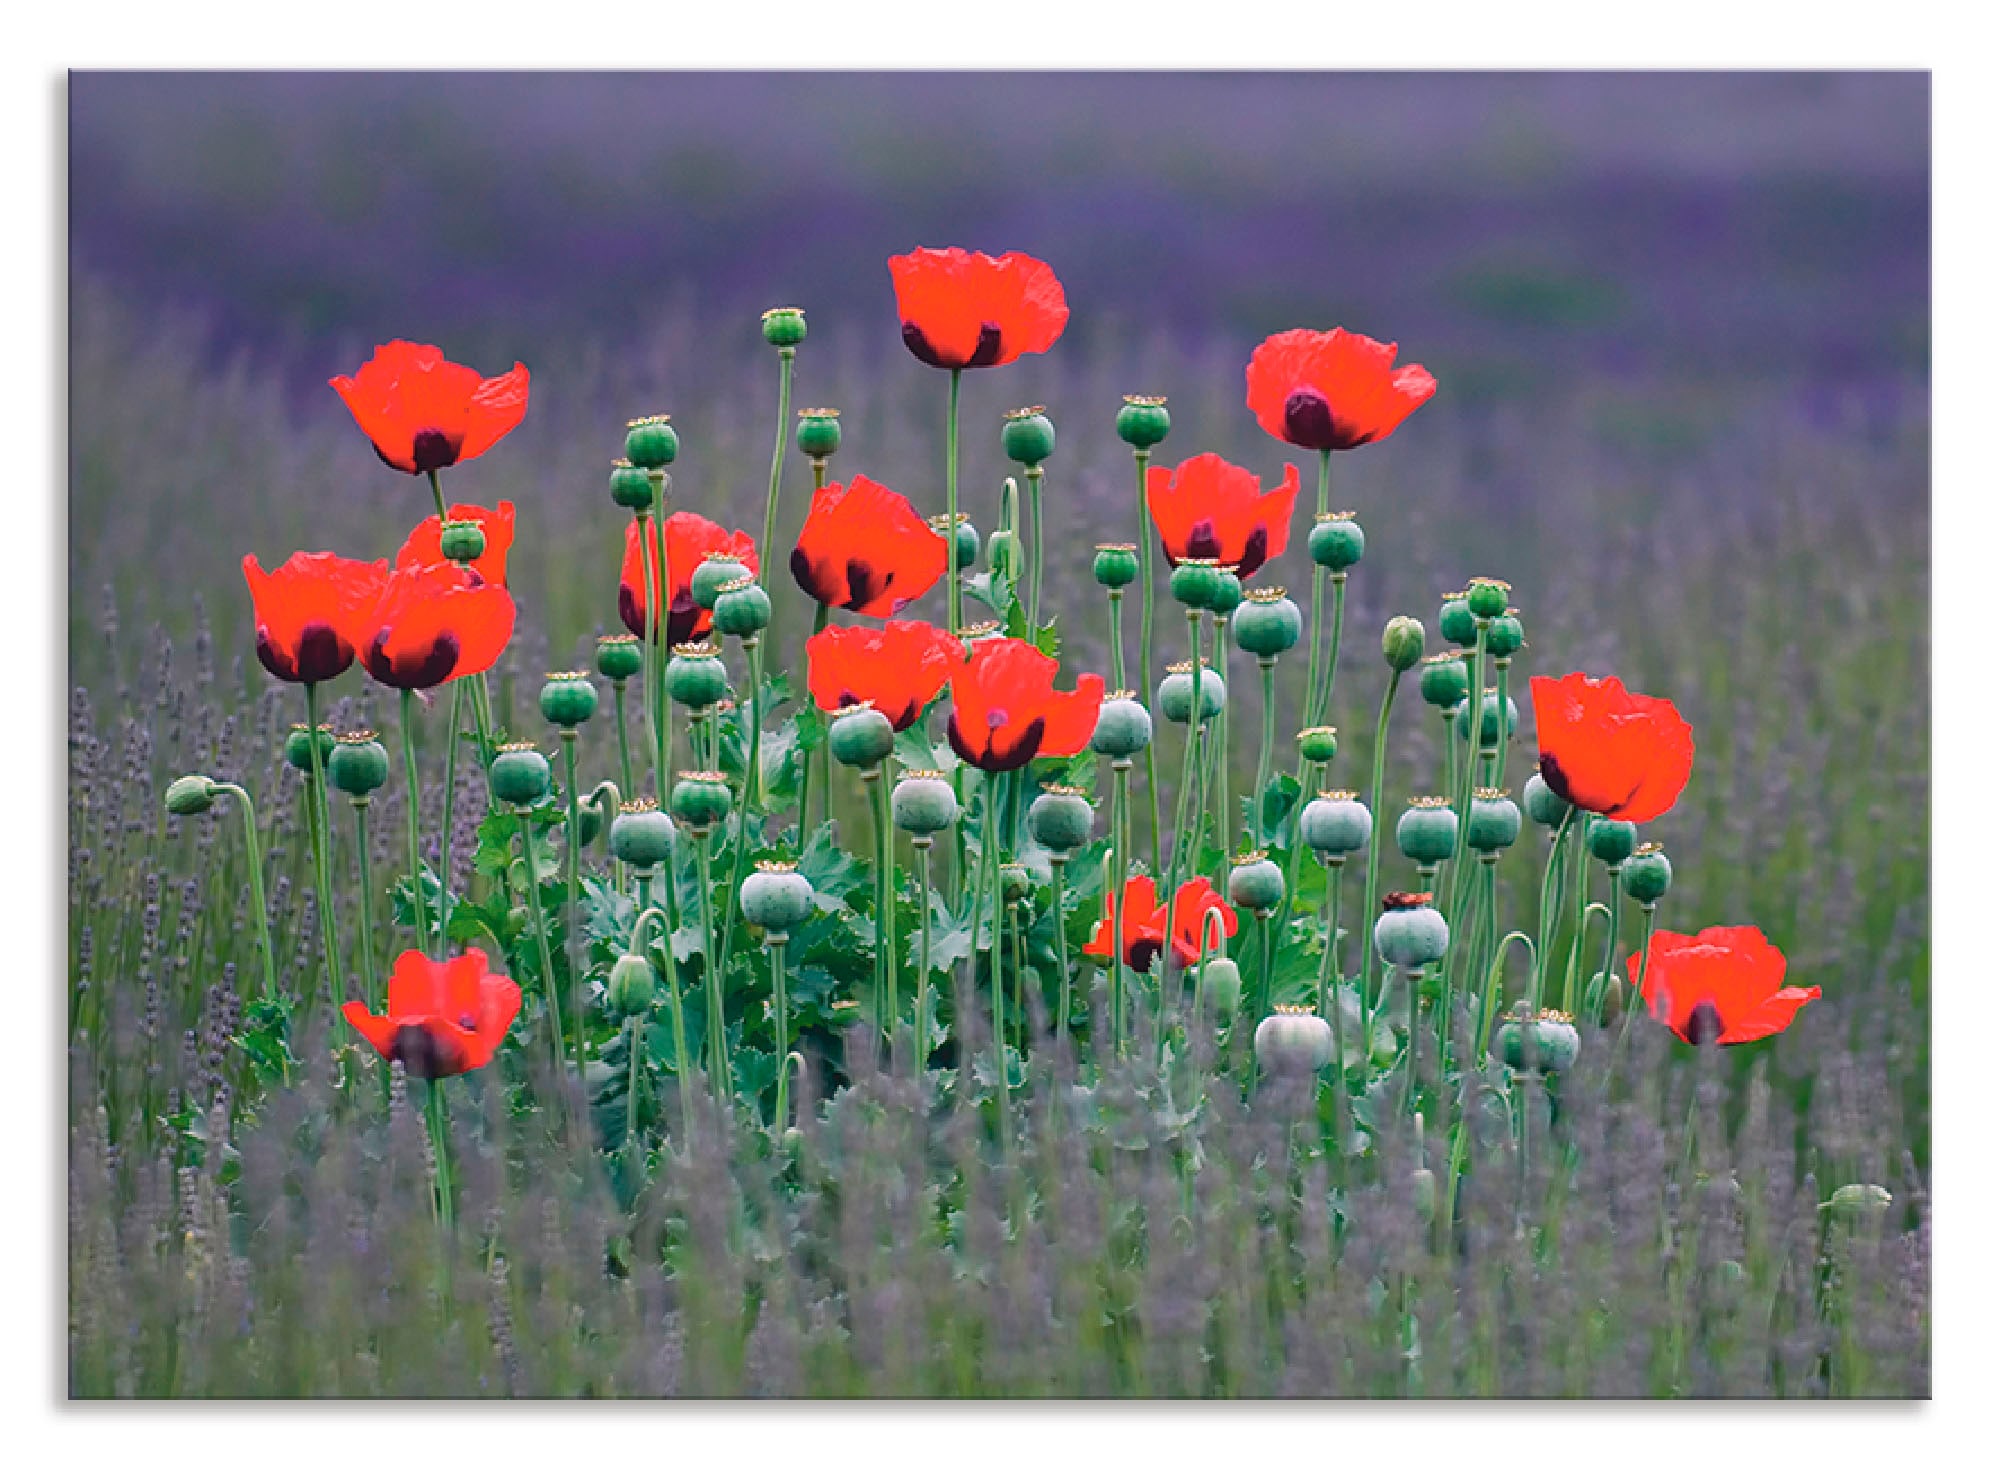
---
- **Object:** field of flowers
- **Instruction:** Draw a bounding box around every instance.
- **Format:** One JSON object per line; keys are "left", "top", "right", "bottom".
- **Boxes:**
{"left": 65, "top": 239, "right": 1929, "bottom": 1396}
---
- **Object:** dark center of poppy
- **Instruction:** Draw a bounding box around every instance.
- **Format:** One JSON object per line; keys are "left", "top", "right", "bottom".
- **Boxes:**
{"left": 410, "top": 427, "right": 460, "bottom": 474}
{"left": 900, "top": 321, "right": 1004, "bottom": 370}
{"left": 1183, "top": 519, "right": 1223, "bottom": 561}
{"left": 1685, "top": 1000, "right": 1725, "bottom": 1046}
{"left": 391, "top": 1024, "right": 450, "bottom": 1079}
{"left": 367, "top": 628, "right": 461, "bottom": 690}
{"left": 1237, "top": 526, "right": 1270, "bottom": 579}
{"left": 1282, "top": 387, "right": 1372, "bottom": 452}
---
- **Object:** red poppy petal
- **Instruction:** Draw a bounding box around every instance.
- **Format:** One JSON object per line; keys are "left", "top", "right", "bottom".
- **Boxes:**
{"left": 342, "top": 1000, "right": 397, "bottom": 1058}
{"left": 457, "top": 364, "right": 531, "bottom": 464}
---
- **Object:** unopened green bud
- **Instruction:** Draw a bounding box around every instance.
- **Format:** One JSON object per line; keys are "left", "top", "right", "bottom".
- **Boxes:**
{"left": 892, "top": 771, "right": 959, "bottom": 836}
{"left": 1000, "top": 864, "right": 1031, "bottom": 906}
{"left": 327, "top": 731, "right": 390, "bottom": 798}
{"left": 1115, "top": 394, "right": 1171, "bottom": 449}
{"left": 1002, "top": 406, "right": 1056, "bottom": 466}
{"left": 1198, "top": 957, "right": 1242, "bottom": 1016}
{"left": 795, "top": 408, "right": 841, "bottom": 460}
{"left": 624, "top": 415, "right": 679, "bottom": 470}
{"left": 539, "top": 670, "right": 598, "bottom": 728}
{"left": 761, "top": 306, "right": 807, "bottom": 348}
{"left": 988, "top": 529, "right": 1019, "bottom": 584}
{"left": 1621, "top": 845, "right": 1673, "bottom": 905}
{"left": 828, "top": 704, "right": 895, "bottom": 768}
{"left": 610, "top": 800, "right": 675, "bottom": 868}
{"left": 691, "top": 554, "right": 752, "bottom": 612}
{"left": 1091, "top": 694, "right": 1153, "bottom": 758}
{"left": 1308, "top": 512, "right": 1365, "bottom": 572}
{"left": 1231, "top": 587, "right": 1303, "bottom": 658}
{"left": 1382, "top": 616, "right": 1425, "bottom": 672}
{"left": 489, "top": 743, "right": 551, "bottom": 807}
{"left": 1028, "top": 786, "right": 1094, "bottom": 853}
{"left": 741, "top": 860, "right": 815, "bottom": 932}
{"left": 1826, "top": 1183, "right": 1894, "bottom": 1219}
{"left": 1396, "top": 797, "right": 1458, "bottom": 865}
{"left": 1419, "top": 651, "right": 1469, "bottom": 709}
{"left": 165, "top": 774, "right": 218, "bottom": 817}
{"left": 608, "top": 953, "right": 656, "bottom": 1016}
{"left": 1524, "top": 772, "right": 1570, "bottom": 828}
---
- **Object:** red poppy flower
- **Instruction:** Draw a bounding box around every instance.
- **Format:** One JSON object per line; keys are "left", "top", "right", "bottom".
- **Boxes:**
{"left": 343, "top": 947, "right": 522, "bottom": 1078}
{"left": 1628, "top": 926, "right": 1818, "bottom": 1046}
{"left": 807, "top": 620, "right": 965, "bottom": 731}
{"left": 1085, "top": 874, "right": 1239, "bottom": 972}
{"left": 395, "top": 500, "right": 517, "bottom": 586}
{"left": 791, "top": 474, "right": 948, "bottom": 616}
{"left": 945, "top": 637, "right": 1104, "bottom": 773}
{"left": 889, "top": 247, "right": 1069, "bottom": 370}
{"left": 1146, "top": 452, "right": 1300, "bottom": 578}
{"left": 1245, "top": 327, "right": 1436, "bottom": 452}
{"left": 360, "top": 561, "right": 516, "bottom": 690}
{"left": 241, "top": 551, "right": 390, "bottom": 685}
{"left": 331, "top": 341, "right": 530, "bottom": 475}
{"left": 619, "top": 513, "right": 759, "bottom": 646}
{"left": 1157, "top": 877, "right": 1239, "bottom": 967}
{"left": 1530, "top": 672, "right": 1694, "bottom": 824}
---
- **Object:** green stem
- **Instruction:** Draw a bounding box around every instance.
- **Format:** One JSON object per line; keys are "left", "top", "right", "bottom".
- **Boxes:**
{"left": 613, "top": 681, "right": 636, "bottom": 812}
{"left": 398, "top": 690, "right": 429, "bottom": 949}
{"left": 768, "top": 936, "right": 790, "bottom": 1132}
{"left": 1606, "top": 906, "right": 1657, "bottom": 1089}
{"left": 981, "top": 784, "right": 1007, "bottom": 1108}
{"left": 425, "top": 1079, "right": 454, "bottom": 1231}
{"left": 712, "top": 639, "right": 765, "bottom": 992}
{"left": 634, "top": 903, "right": 695, "bottom": 1141}
{"left": 1255, "top": 658, "right": 1277, "bottom": 845}
{"left": 302, "top": 684, "right": 343, "bottom": 1003}
{"left": 437, "top": 681, "right": 463, "bottom": 960}
{"left": 694, "top": 835, "right": 728, "bottom": 1107}
{"left": 1559, "top": 826, "right": 1592, "bottom": 1015}
{"left": 915, "top": 839, "right": 935, "bottom": 1074}
{"left": 1310, "top": 567, "right": 1348, "bottom": 729}
{"left": 1106, "top": 590, "right": 1126, "bottom": 692}
{"left": 946, "top": 368, "right": 963, "bottom": 636}
{"left": 625, "top": 1014, "right": 643, "bottom": 1152}
{"left": 1357, "top": 667, "right": 1406, "bottom": 1002}
{"left": 351, "top": 799, "right": 380, "bottom": 1009}
{"left": 561, "top": 733, "right": 585, "bottom": 1075}
{"left": 1317, "top": 857, "right": 1345, "bottom": 1021}
{"left": 1026, "top": 464, "right": 1045, "bottom": 628}
{"left": 425, "top": 468, "right": 447, "bottom": 521}
{"left": 870, "top": 769, "right": 896, "bottom": 1041}
{"left": 759, "top": 348, "right": 795, "bottom": 597}
{"left": 1302, "top": 451, "right": 1331, "bottom": 720}
{"left": 1213, "top": 618, "right": 1232, "bottom": 859}
{"left": 215, "top": 782, "right": 278, "bottom": 1001}
{"left": 1051, "top": 856, "right": 1071, "bottom": 1042}
{"left": 1600, "top": 867, "right": 1625, "bottom": 995}
{"left": 1445, "top": 622, "right": 1490, "bottom": 929}
{"left": 1489, "top": 659, "right": 1512, "bottom": 791}
{"left": 1134, "top": 449, "right": 1161, "bottom": 866}
{"left": 1109, "top": 761, "right": 1130, "bottom": 1056}
{"left": 515, "top": 809, "right": 568, "bottom": 1077}
{"left": 1531, "top": 808, "right": 1579, "bottom": 1014}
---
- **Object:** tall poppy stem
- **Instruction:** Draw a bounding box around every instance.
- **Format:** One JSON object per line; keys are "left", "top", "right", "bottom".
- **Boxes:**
{"left": 873, "top": 770, "right": 898, "bottom": 1040}
{"left": 1133, "top": 449, "right": 1162, "bottom": 865}
{"left": 1109, "top": 761, "right": 1131, "bottom": 1056}
{"left": 437, "top": 681, "right": 464, "bottom": 959}
{"left": 424, "top": 468, "right": 447, "bottom": 522}
{"left": 560, "top": 731, "right": 585, "bottom": 1075}
{"left": 1445, "top": 621, "right": 1490, "bottom": 934}
{"left": 1488, "top": 658, "right": 1512, "bottom": 791}
{"left": 1316, "top": 856, "right": 1345, "bottom": 1022}
{"left": 1106, "top": 589, "right": 1127, "bottom": 691}
{"left": 398, "top": 690, "right": 431, "bottom": 950}
{"left": 425, "top": 1079, "right": 455, "bottom": 1232}
{"left": 945, "top": 368, "right": 963, "bottom": 636}
{"left": 982, "top": 785, "right": 1009, "bottom": 1140}
{"left": 214, "top": 781, "right": 278, "bottom": 1001}
{"left": 1025, "top": 465, "right": 1045, "bottom": 629}
{"left": 1212, "top": 616, "right": 1233, "bottom": 860}
{"left": 712, "top": 638, "right": 766, "bottom": 1001}
{"left": 351, "top": 796, "right": 381, "bottom": 1009}
{"left": 1255, "top": 657, "right": 1278, "bottom": 845}
{"left": 759, "top": 347, "right": 795, "bottom": 599}
{"left": 612, "top": 681, "right": 636, "bottom": 816}
{"left": 1050, "top": 854, "right": 1071, "bottom": 1044}
{"left": 1605, "top": 904, "right": 1657, "bottom": 1091}
{"left": 914, "top": 837, "right": 935, "bottom": 1076}
{"left": 1559, "top": 833, "right": 1592, "bottom": 1016}
{"left": 1531, "top": 807, "right": 1579, "bottom": 1015}
{"left": 1301, "top": 449, "right": 1332, "bottom": 719}
{"left": 1357, "top": 667, "right": 1406, "bottom": 1003}
{"left": 513, "top": 807, "right": 569, "bottom": 1078}
{"left": 633, "top": 903, "right": 695, "bottom": 1141}
{"left": 301, "top": 683, "right": 344, "bottom": 1006}
{"left": 767, "top": 935, "right": 791, "bottom": 1134}
{"left": 693, "top": 833, "right": 729, "bottom": 1107}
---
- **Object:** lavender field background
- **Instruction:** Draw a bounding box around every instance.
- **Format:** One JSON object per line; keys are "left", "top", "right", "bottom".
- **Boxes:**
{"left": 66, "top": 72, "right": 1931, "bottom": 1394}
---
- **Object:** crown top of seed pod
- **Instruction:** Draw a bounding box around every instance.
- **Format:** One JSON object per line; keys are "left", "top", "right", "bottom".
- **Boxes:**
{"left": 928, "top": 512, "right": 972, "bottom": 528}
{"left": 831, "top": 998, "right": 859, "bottom": 1012}
{"left": 1095, "top": 541, "right": 1138, "bottom": 553}
{"left": 1529, "top": 1008, "right": 1574, "bottom": 1024}
{"left": 545, "top": 669, "right": 590, "bottom": 682}
{"left": 699, "top": 550, "right": 740, "bottom": 564}
{"left": 830, "top": 700, "right": 879, "bottom": 719}
{"left": 1473, "top": 786, "right": 1513, "bottom": 800}
{"left": 1634, "top": 841, "right": 1665, "bottom": 856}
{"left": 671, "top": 641, "right": 720, "bottom": 658}
{"left": 1245, "top": 586, "right": 1290, "bottom": 602}
{"left": 441, "top": 516, "right": 481, "bottom": 530}
{"left": 626, "top": 414, "right": 671, "bottom": 429}
{"left": 290, "top": 721, "right": 333, "bottom": 733}
{"left": 761, "top": 306, "right": 804, "bottom": 320}
{"left": 1006, "top": 405, "right": 1047, "bottom": 419}
{"left": 1383, "top": 891, "right": 1434, "bottom": 910}
{"left": 619, "top": 797, "right": 659, "bottom": 814}
{"left": 1177, "top": 556, "right": 1225, "bottom": 568}
{"left": 599, "top": 632, "right": 639, "bottom": 646}
{"left": 1270, "top": 1003, "right": 1318, "bottom": 1017}
{"left": 610, "top": 457, "right": 633, "bottom": 469}
{"left": 1466, "top": 576, "right": 1511, "bottom": 591}
{"left": 1122, "top": 394, "right": 1167, "bottom": 406}
{"left": 496, "top": 740, "right": 540, "bottom": 754}
{"left": 1039, "top": 782, "right": 1091, "bottom": 799}
{"left": 337, "top": 728, "right": 379, "bottom": 744}
{"left": 797, "top": 407, "right": 840, "bottom": 419}
{"left": 677, "top": 769, "right": 730, "bottom": 785}
{"left": 960, "top": 620, "right": 1001, "bottom": 638}
{"left": 1231, "top": 849, "right": 1272, "bottom": 865}
{"left": 712, "top": 698, "right": 737, "bottom": 715}
{"left": 1422, "top": 650, "right": 1463, "bottom": 666}
{"left": 899, "top": 768, "right": 950, "bottom": 782}
{"left": 1165, "top": 659, "right": 1196, "bottom": 675}
{"left": 1297, "top": 725, "right": 1338, "bottom": 740}
{"left": 1407, "top": 795, "right": 1452, "bottom": 809}
{"left": 716, "top": 574, "right": 758, "bottom": 595}
{"left": 753, "top": 859, "right": 799, "bottom": 874}
{"left": 1315, "top": 510, "right": 1359, "bottom": 523}
{"left": 1317, "top": 788, "right": 1360, "bottom": 801}
{"left": 1440, "top": 589, "right": 1468, "bottom": 602}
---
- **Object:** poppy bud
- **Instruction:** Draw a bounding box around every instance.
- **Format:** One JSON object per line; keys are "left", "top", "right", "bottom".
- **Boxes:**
{"left": 1308, "top": 511, "right": 1366, "bottom": 572}
{"left": 1453, "top": 690, "right": 1518, "bottom": 750}
{"left": 1001, "top": 864, "right": 1031, "bottom": 905}
{"left": 741, "top": 860, "right": 815, "bottom": 932}
{"left": 1115, "top": 394, "right": 1171, "bottom": 449}
{"left": 328, "top": 731, "right": 390, "bottom": 798}
{"left": 610, "top": 799, "right": 675, "bottom": 868}
{"left": 1598, "top": 973, "right": 1625, "bottom": 1025}
{"left": 439, "top": 518, "right": 486, "bottom": 565}
{"left": 625, "top": 415, "right": 679, "bottom": 470}
{"left": 284, "top": 723, "right": 335, "bottom": 774}
{"left": 1396, "top": 797, "right": 1458, "bottom": 865}
{"left": 1301, "top": 790, "right": 1371, "bottom": 857}
{"left": 1620, "top": 845, "right": 1673, "bottom": 905}
{"left": 1419, "top": 651, "right": 1469, "bottom": 709}
{"left": 1227, "top": 852, "right": 1285, "bottom": 914}
{"left": 892, "top": 770, "right": 959, "bottom": 836}
{"left": 539, "top": 670, "right": 599, "bottom": 728}
{"left": 1586, "top": 816, "right": 1638, "bottom": 867}
{"left": 1374, "top": 892, "right": 1449, "bottom": 973}
{"left": 1170, "top": 558, "right": 1230, "bottom": 611}
{"left": 1465, "top": 577, "right": 1511, "bottom": 620}
{"left": 595, "top": 633, "right": 644, "bottom": 683}
{"left": 1496, "top": 1006, "right": 1580, "bottom": 1073}
{"left": 712, "top": 577, "right": 773, "bottom": 639}
{"left": 1231, "top": 587, "right": 1302, "bottom": 659}
{"left": 608, "top": 953, "right": 656, "bottom": 1016}
{"left": 1466, "top": 787, "right": 1522, "bottom": 853}
{"left": 1091, "top": 693, "right": 1153, "bottom": 758}
{"left": 1381, "top": 616, "right": 1425, "bottom": 672}
{"left": 761, "top": 306, "right": 807, "bottom": 349}
{"left": 1826, "top": 1183, "right": 1894, "bottom": 1219}
{"left": 1411, "top": 1166, "right": 1438, "bottom": 1224}
{"left": 1199, "top": 957, "right": 1242, "bottom": 1016}
{"left": 666, "top": 643, "right": 730, "bottom": 709}
{"left": 795, "top": 407, "right": 841, "bottom": 460}
{"left": 1524, "top": 772, "right": 1570, "bottom": 828}
{"left": 692, "top": 553, "right": 753, "bottom": 612}
{"left": 1438, "top": 594, "right": 1478, "bottom": 649}
{"left": 989, "top": 529, "right": 1020, "bottom": 584}
{"left": 1028, "top": 786, "right": 1094, "bottom": 853}
{"left": 1297, "top": 725, "right": 1339, "bottom": 765}
{"left": 1254, "top": 1004, "right": 1333, "bottom": 1075}
{"left": 1093, "top": 543, "right": 1139, "bottom": 589}
{"left": 1158, "top": 662, "right": 1225, "bottom": 725}
{"left": 609, "top": 460, "right": 656, "bottom": 512}
{"left": 488, "top": 743, "right": 551, "bottom": 808}
{"left": 165, "top": 774, "right": 218, "bottom": 817}
{"left": 1002, "top": 406, "right": 1057, "bottom": 466}
{"left": 829, "top": 704, "right": 895, "bottom": 769}
{"left": 671, "top": 770, "right": 733, "bottom": 830}
{"left": 578, "top": 800, "right": 603, "bottom": 848}
{"left": 930, "top": 513, "right": 979, "bottom": 572}
{"left": 1485, "top": 610, "right": 1525, "bottom": 661}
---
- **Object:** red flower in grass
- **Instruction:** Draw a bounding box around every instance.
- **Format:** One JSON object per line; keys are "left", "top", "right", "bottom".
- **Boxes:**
{"left": 1146, "top": 451, "right": 1300, "bottom": 578}
{"left": 1085, "top": 874, "right": 1239, "bottom": 972}
{"left": 945, "top": 637, "right": 1103, "bottom": 773}
{"left": 361, "top": 562, "right": 516, "bottom": 690}
{"left": 1628, "top": 926, "right": 1818, "bottom": 1046}
{"left": 619, "top": 513, "right": 758, "bottom": 646}
{"left": 343, "top": 948, "right": 522, "bottom": 1078}
{"left": 1530, "top": 672, "right": 1694, "bottom": 824}
{"left": 396, "top": 500, "right": 517, "bottom": 586}
{"left": 791, "top": 474, "right": 948, "bottom": 616}
{"left": 807, "top": 620, "right": 965, "bottom": 732}
{"left": 1245, "top": 327, "right": 1436, "bottom": 452}
{"left": 889, "top": 247, "right": 1069, "bottom": 370}
{"left": 331, "top": 340, "right": 530, "bottom": 474}
{"left": 241, "top": 551, "right": 390, "bottom": 684}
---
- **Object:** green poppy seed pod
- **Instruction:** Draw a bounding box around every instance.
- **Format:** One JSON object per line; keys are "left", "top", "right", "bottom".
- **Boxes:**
{"left": 1170, "top": 558, "right": 1230, "bottom": 611}
{"left": 608, "top": 953, "right": 656, "bottom": 1017}
{"left": 1827, "top": 1183, "right": 1894, "bottom": 1219}
{"left": 1209, "top": 570, "right": 1243, "bottom": 616}
{"left": 1496, "top": 1006, "right": 1581, "bottom": 1073}
{"left": 284, "top": 723, "right": 335, "bottom": 773}
{"left": 489, "top": 743, "right": 552, "bottom": 808}
{"left": 439, "top": 518, "right": 486, "bottom": 564}
{"left": 1466, "top": 788, "right": 1522, "bottom": 853}
{"left": 610, "top": 801, "right": 675, "bottom": 868}
{"left": 1002, "top": 406, "right": 1057, "bottom": 466}
{"left": 595, "top": 633, "right": 644, "bottom": 683}
{"left": 1028, "top": 786, "right": 1094, "bottom": 853}
{"left": 691, "top": 554, "right": 752, "bottom": 612}
{"left": 577, "top": 799, "right": 603, "bottom": 848}
{"left": 828, "top": 704, "right": 895, "bottom": 769}
{"left": 1091, "top": 693, "right": 1153, "bottom": 758}
{"left": 1485, "top": 611, "right": 1524, "bottom": 660}
{"left": 165, "top": 774, "right": 219, "bottom": 817}
{"left": 988, "top": 529, "right": 1019, "bottom": 584}
{"left": 624, "top": 416, "right": 679, "bottom": 470}
{"left": 670, "top": 771, "right": 733, "bottom": 830}
{"left": 1227, "top": 853, "right": 1285, "bottom": 915}
{"left": 327, "top": 732, "right": 390, "bottom": 798}
{"left": 1297, "top": 725, "right": 1339, "bottom": 765}
{"left": 609, "top": 459, "right": 655, "bottom": 511}
{"left": 1254, "top": 1005, "right": 1334, "bottom": 1076}
{"left": 1419, "top": 651, "right": 1470, "bottom": 709}
{"left": 1396, "top": 797, "right": 1459, "bottom": 865}
{"left": 795, "top": 407, "right": 841, "bottom": 460}
{"left": 1093, "top": 543, "right": 1139, "bottom": 589}
{"left": 892, "top": 771, "right": 959, "bottom": 836}
{"left": 1374, "top": 893, "right": 1450, "bottom": 973}
{"left": 1115, "top": 394, "right": 1171, "bottom": 449}
{"left": 1199, "top": 957, "right": 1242, "bottom": 1017}
{"left": 1411, "top": 1166, "right": 1438, "bottom": 1225}
{"left": 1587, "top": 816, "right": 1638, "bottom": 867}
{"left": 539, "top": 671, "right": 599, "bottom": 728}
{"left": 1157, "top": 663, "right": 1225, "bottom": 725}
{"left": 1308, "top": 511, "right": 1366, "bottom": 571}
{"left": 761, "top": 306, "right": 807, "bottom": 348}
{"left": 1621, "top": 845, "right": 1673, "bottom": 905}
{"left": 741, "top": 860, "right": 815, "bottom": 932}
{"left": 1454, "top": 690, "right": 1519, "bottom": 749}
{"left": 1438, "top": 594, "right": 1478, "bottom": 649}
{"left": 1465, "top": 576, "right": 1511, "bottom": 620}
{"left": 1300, "top": 790, "right": 1371, "bottom": 856}
{"left": 1232, "top": 588, "right": 1302, "bottom": 658}
{"left": 665, "top": 644, "right": 730, "bottom": 709}
{"left": 712, "top": 577, "right": 773, "bottom": 639}
{"left": 1000, "top": 864, "right": 1031, "bottom": 906}
{"left": 1381, "top": 616, "right": 1425, "bottom": 672}
{"left": 1524, "top": 772, "right": 1571, "bottom": 828}
{"left": 931, "top": 513, "right": 979, "bottom": 572}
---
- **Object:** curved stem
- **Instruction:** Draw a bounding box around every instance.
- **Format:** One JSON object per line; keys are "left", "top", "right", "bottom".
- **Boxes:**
{"left": 216, "top": 782, "right": 278, "bottom": 1002}
{"left": 759, "top": 347, "right": 795, "bottom": 597}
{"left": 633, "top": 901, "right": 695, "bottom": 1141}
{"left": 398, "top": 689, "right": 429, "bottom": 949}
{"left": 515, "top": 809, "right": 568, "bottom": 1077}
{"left": 1050, "top": 855, "right": 1071, "bottom": 1042}
{"left": 1357, "top": 667, "right": 1406, "bottom": 1002}
{"left": 1479, "top": 933, "right": 1537, "bottom": 1066}
{"left": 301, "top": 683, "right": 343, "bottom": 1004}
{"left": 1531, "top": 807, "right": 1579, "bottom": 1014}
